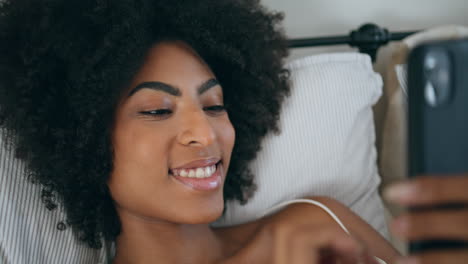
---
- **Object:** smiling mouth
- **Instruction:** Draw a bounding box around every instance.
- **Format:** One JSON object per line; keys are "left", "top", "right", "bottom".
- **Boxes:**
{"left": 169, "top": 161, "right": 219, "bottom": 178}
{"left": 169, "top": 162, "right": 222, "bottom": 191}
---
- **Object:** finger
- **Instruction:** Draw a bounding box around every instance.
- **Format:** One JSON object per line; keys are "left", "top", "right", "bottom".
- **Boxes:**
{"left": 278, "top": 224, "right": 333, "bottom": 264}
{"left": 273, "top": 223, "right": 379, "bottom": 264}
{"left": 305, "top": 234, "right": 359, "bottom": 264}
{"left": 289, "top": 234, "right": 319, "bottom": 264}
{"left": 397, "top": 249, "right": 468, "bottom": 264}
{"left": 273, "top": 224, "right": 361, "bottom": 264}
{"left": 391, "top": 210, "right": 468, "bottom": 241}
{"left": 384, "top": 176, "right": 468, "bottom": 206}
{"left": 291, "top": 226, "right": 368, "bottom": 264}
{"left": 327, "top": 235, "right": 378, "bottom": 264}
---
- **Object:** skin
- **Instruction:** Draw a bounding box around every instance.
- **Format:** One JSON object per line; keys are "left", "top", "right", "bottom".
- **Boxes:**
{"left": 109, "top": 41, "right": 233, "bottom": 263}
{"left": 385, "top": 175, "right": 468, "bottom": 264}
{"left": 108, "top": 41, "right": 398, "bottom": 264}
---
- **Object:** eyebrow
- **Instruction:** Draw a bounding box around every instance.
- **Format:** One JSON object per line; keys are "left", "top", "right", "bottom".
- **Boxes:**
{"left": 127, "top": 78, "right": 220, "bottom": 97}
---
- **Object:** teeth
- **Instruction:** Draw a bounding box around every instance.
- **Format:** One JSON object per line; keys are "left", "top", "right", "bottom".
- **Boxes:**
{"left": 195, "top": 168, "right": 204, "bottom": 178}
{"left": 172, "top": 164, "right": 217, "bottom": 179}
{"left": 188, "top": 170, "right": 196, "bottom": 178}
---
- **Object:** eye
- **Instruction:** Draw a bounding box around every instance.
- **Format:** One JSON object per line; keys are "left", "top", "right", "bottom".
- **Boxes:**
{"left": 140, "top": 109, "right": 173, "bottom": 115}
{"left": 139, "top": 109, "right": 173, "bottom": 118}
{"left": 203, "top": 105, "right": 226, "bottom": 115}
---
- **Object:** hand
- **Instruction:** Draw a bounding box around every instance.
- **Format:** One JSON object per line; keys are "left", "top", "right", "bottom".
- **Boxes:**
{"left": 385, "top": 175, "right": 468, "bottom": 264}
{"left": 269, "top": 223, "right": 378, "bottom": 264}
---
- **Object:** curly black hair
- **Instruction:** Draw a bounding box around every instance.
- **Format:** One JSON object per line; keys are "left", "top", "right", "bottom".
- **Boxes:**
{"left": 0, "top": 0, "right": 290, "bottom": 248}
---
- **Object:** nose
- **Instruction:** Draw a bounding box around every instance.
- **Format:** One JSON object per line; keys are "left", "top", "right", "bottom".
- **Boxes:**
{"left": 177, "top": 109, "right": 217, "bottom": 147}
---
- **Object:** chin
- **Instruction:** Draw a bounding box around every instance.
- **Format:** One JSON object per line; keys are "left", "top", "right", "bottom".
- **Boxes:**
{"left": 184, "top": 212, "right": 223, "bottom": 225}
{"left": 179, "top": 197, "right": 225, "bottom": 224}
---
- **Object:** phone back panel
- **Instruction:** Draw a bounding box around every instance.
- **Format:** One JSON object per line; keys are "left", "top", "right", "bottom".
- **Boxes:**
{"left": 408, "top": 38, "right": 468, "bottom": 177}
{"left": 407, "top": 38, "right": 468, "bottom": 253}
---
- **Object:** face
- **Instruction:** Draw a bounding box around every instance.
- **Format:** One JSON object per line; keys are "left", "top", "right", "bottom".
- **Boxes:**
{"left": 108, "top": 42, "right": 235, "bottom": 224}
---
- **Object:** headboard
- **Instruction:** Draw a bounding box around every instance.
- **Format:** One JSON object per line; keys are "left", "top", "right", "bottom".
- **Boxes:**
{"left": 287, "top": 23, "right": 419, "bottom": 62}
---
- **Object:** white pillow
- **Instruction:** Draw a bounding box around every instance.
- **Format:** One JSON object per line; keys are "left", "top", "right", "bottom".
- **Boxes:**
{"left": 0, "top": 131, "right": 110, "bottom": 264}
{"left": 214, "top": 53, "right": 389, "bottom": 238}
{"left": 0, "top": 53, "right": 388, "bottom": 264}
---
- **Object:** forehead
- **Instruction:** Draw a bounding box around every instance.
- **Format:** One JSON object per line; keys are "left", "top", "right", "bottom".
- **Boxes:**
{"left": 129, "top": 41, "right": 215, "bottom": 90}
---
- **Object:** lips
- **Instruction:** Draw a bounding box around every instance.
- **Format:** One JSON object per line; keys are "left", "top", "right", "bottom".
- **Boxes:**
{"left": 171, "top": 157, "right": 220, "bottom": 170}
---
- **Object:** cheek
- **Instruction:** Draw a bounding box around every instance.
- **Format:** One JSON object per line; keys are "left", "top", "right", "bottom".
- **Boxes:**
{"left": 109, "top": 122, "right": 171, "bottom": 202}
{"left": 108, "top": 122, "right": 182, "bottom": 220}
{"left": 113, "top": 125, "right": 168, "bottom": 171}
{"left": 217, "top": 118, "right": 235, "bottom": 158}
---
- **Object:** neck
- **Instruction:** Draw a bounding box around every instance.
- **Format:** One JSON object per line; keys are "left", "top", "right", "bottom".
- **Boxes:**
{"left": 113, "top": 210, "right": 224, "bottom": 264}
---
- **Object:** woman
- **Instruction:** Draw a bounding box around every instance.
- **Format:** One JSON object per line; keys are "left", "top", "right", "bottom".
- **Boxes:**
{"left": 0, "top": 0, "right": 397, "bottom": 263}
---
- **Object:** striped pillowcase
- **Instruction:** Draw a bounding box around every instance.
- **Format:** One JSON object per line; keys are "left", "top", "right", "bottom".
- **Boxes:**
{"left": 0, "top": 129, "right": 110, "bottom": 264}
{"left": 214, "top": 53, "right": 388, "bottom": 238}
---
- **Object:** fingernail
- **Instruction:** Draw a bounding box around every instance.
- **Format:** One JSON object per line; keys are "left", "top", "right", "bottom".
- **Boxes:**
{"left": 384, "top": 183, "right": 418, "bottom": 202}
{"left": 396, "top": 256, "right": 420, "bottom": 264}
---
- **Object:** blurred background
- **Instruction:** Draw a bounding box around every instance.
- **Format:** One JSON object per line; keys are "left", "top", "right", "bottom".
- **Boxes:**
{"left": 262, "top": 0, "right": 468, "bottom": 60}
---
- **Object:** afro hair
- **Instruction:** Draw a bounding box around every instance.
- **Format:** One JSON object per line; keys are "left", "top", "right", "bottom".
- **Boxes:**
{"left": 0, "top": 0, "right": 290, "bottom": 248}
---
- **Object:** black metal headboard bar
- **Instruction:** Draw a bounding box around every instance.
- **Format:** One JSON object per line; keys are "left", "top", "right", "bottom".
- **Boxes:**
{"left": 287, "top": 23, "right": 420, "bottom": 61}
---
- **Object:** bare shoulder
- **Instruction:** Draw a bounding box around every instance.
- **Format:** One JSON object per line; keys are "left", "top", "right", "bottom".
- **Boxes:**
{"left": 216, "top": 197, "right": 337, "bottom": 248}
{"left": 217, "top": 196, "right": 400, "bottom": 263}
{"left": 271, "top": 196, "right": 400, "bottom": 261}
{"left": 215, "top": 202, "right": 327, "bottom": 263}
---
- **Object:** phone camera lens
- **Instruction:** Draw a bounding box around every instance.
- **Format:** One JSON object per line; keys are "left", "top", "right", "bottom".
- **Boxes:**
{"left": 423, "top": 49, "right": 452, "bottom": 107}
{"left": 424, "top": 55, "right": 437, "bottom": 70}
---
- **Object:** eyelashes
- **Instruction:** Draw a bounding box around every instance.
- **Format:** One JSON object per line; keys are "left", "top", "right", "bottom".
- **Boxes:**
{"left": 139, "top": 109, "right": 173, "bottom": 116}
{"left": 139, "top": 105, "right": 227, "bottom": 118}
{"left": 203, "top": 105, "right": 226, "bottom": 113}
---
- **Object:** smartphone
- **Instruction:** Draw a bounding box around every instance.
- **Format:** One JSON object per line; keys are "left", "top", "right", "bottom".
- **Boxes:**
{"left": 407, "top": 38, "right": 468, "bottom": 253}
